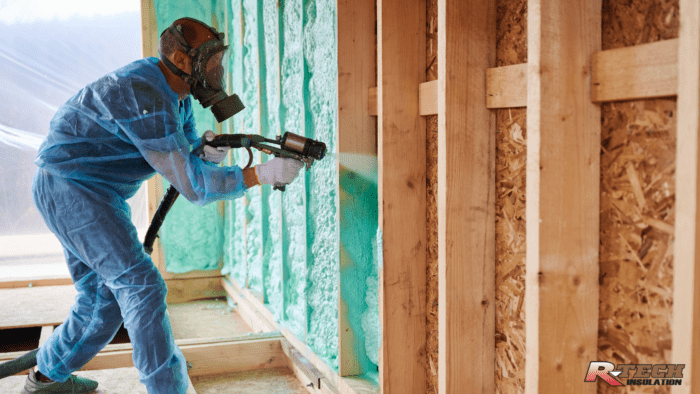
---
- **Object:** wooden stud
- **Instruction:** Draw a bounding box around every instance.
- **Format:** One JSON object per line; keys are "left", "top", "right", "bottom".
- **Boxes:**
{"left": 338, "top": 0, "right": 376, "bottom": 377}
{"left": 437, "top": 0, "right": 496, "bottom": 393}
{"left": 525, "top": 1, "right": 601, "bottom": 393}
{"left": 673, "top": 1, "right": 700, "bottom": 392}
{"left": 592, "top": 39, "right": 678, "bottom": 103}
{"left": 378, "top": 0, "right": 426, "bottom": 392}
{"left": 486, "top": 63, "right": 527, "bottom": 108}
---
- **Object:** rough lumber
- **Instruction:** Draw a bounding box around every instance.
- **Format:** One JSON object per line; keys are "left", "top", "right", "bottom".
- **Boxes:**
{"left": 221, "top": 277, "right": 276, "bottom": 333}
{"left": 592, "top": 39, "right": 678, "bottom": 103}
{"left": 673, "top": 0, "right": 700, "bottom": 392}
{"left": 437, "top": 0, "right": 496, "bottom": 393}
{"left": 378, "top": 0, "right": 427, "bottom": 392}
{"left": 338, "top": 0, "right": 376, "bottom": 377}
{"left": 525, "top": 1, "right": 601, "bottom": 393}
{"left": 486, "top": 63, "right": 527, "bottom": 108}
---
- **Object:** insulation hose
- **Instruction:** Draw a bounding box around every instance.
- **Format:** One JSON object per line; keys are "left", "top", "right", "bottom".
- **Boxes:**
{"left": 0, "top": 349, "right": 38, "bottom": 379}
{"left": 142, "top": 146, "right": 254, "bottom": 255}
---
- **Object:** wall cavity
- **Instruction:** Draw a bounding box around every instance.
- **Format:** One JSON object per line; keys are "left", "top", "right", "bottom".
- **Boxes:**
{"left": 153, "top": 0, "right": 225, "bottom": 273}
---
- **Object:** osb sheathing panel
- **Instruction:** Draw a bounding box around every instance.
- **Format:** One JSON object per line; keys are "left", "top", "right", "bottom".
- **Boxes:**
{"left": 494, "top": 0, "right": 527, "bottom": 393}
{"left": 425, "top": 0, "right": 438, "bottom": 392}
{"left": 598, "top": 1, "right": 678, "bottom": 393}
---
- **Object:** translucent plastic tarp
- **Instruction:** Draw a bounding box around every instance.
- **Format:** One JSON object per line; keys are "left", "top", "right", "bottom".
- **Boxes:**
{"left": 0, "top": 12, "right": 147, "bottom": 258}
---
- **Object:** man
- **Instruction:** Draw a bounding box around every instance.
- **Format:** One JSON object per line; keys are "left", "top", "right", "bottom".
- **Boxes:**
{"left": 23, "top": 18, "right": 303, "bottom": 394}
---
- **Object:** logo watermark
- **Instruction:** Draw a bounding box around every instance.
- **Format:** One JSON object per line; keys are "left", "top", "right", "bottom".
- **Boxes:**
{"left": 584, "top": 361, "right": 685, "bottom": 387}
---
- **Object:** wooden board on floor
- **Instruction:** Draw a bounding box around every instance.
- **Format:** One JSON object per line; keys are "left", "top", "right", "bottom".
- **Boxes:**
{"left": 166, "top": 277, "right": 227, "bottom": 304}
{"left": 0, "top": 367, "right": 197, "bottom": 394}
{"left": 525, "top": 1, "right": 601, "bottom": 393}
{"left": 592, "top": 39, "right": 678, "bottom": 103}
{"left": 673, "top": 1, "right": 700, "bottom": 392}
{"left": 0, "top": 285, "right": 76, "bottom": 329}
{"left": 169, "top": 299, "right": 253, "bottom": 339}
{"left": 81, "top": 334, "right": 287, "bottom": 377}
{"left": 191, "top": 366, "right": 307, "bottom": 394}
{"left": 437, "top": 0, "right": 496, "bottom": 393}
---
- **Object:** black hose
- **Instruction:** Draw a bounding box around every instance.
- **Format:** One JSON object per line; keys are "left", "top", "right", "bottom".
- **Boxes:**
{"left": 0, "top": 349, "right": 38, "bottom": 379}
{"left": 143, "top": 185, "right": 180, "bottom": 255}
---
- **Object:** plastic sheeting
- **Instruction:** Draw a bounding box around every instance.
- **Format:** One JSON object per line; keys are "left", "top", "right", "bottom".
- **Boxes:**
{"left": 0, "top": 13, "right": 148, "bottom": 241}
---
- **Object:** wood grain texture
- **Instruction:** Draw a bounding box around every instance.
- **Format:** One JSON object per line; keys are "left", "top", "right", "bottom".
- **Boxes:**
{"left": 338, "top": 0, "right": 377, "bottom": 377}
{"left": 378, "top": 0, "right": 427, "bottom": 392}
{"left": 592, "top": 39, "right": 678, "bottom": 103}
{"left": 165, "top": 277, "right": 226, "bottom": 304}
{"left": 487, "top": 64, "right": 527, "bottom": 108}
{"left": 525, "top": 1, "right": 601, "bottom": 393}
{"left": 673, "top": 1, "right": 700, "bottom": 392}
{"left": 437, "top": 0, "right": 496, "bottom": 393}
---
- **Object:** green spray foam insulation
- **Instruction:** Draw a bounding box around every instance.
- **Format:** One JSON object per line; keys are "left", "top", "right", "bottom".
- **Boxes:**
{"left": 278, "top": 0, "right": 308, "bottom": 344}
{"left": 259, "top": 0, "right": 284, "bottom": 321}
{"left": 223, "top": 0, "right": 247, "bottom": 285}
{"left": 154, "top": 0, "right": 226, "bottom": 273}
{"left": 154, "top": 0, "right": 381, "bottom": 375}
{"left": 340, "top": 167, "right": 379, "bottom": 371}
{"left": 302, "top": 0, "right": 340, "bottom": 370}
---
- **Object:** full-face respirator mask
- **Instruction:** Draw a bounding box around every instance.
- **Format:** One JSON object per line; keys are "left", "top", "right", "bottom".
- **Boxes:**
{"left": 159, "top": 17, "right": 245, "bottom": 122}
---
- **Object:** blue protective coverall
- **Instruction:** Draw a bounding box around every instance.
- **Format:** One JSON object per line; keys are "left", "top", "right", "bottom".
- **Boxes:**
{"left": 32, "top": 57, "right": 247, "bottom": 394}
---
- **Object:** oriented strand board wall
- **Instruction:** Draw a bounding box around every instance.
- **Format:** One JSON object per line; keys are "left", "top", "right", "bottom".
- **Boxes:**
{"left": 494, "top": 0, "right": 527, "bottom": 393}
{"left": 597, "top": 1, "right": 678, "bottom": 393}
{"left": 425, "top": 0, "right": 438, "bottom": 392}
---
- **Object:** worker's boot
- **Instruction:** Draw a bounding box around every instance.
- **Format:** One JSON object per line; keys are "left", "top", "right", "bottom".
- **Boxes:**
{"left": 21, "top": 368, "right": 98, "bottom": 394}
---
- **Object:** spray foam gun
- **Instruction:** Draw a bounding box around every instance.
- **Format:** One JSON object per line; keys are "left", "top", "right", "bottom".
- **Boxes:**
{"left": 142, "top": 132, "right": 327, "bottom": 255}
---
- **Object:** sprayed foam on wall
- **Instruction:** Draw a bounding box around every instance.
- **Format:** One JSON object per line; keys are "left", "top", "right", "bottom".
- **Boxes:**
{"left": 154, "top": 0, "right": 225, "bottom": 273}
{"left": 340, "top": 167, "right": 379, "bottom": 372}
{"left": 240, "top": 0, "right": 263, "bottom": 293}
{"left": 260, "top": 0, "right": 283, "bottom": 320}
{"left": 222, "top": 0, "right": 248, "bottom": 285}
{"left": 278, "top": 0, "right": 309, "bottom": 343}
{"left": 302, "top": 0, "right": 339, "bottom": 369}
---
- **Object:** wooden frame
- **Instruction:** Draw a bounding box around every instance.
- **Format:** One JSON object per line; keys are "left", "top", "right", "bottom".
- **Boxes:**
{"left": 525, "top": 1, "right": 601, "bottom": 393}
{"left": 377, "top": 0, "right": 427, "bottom": 392}
{"left": 337, "top": 0, "right": 377, "bottom": 378}
{"left": 437, "top": 0, "right": 496, "bottom": 393}
{"left": 673, "top": 0, "right": 700, "bottom": 392}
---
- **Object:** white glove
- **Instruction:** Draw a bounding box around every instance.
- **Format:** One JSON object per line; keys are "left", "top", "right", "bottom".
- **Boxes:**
{"left": 255, "top": 157, "right": 305, "bottom": 187}
{"left": 198, "top": 130, "right": 230, "bottom": 164}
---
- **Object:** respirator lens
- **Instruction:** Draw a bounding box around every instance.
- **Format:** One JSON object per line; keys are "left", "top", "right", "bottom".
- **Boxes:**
{"left": 205, "top": 50, "right": 228, "bottom": 90}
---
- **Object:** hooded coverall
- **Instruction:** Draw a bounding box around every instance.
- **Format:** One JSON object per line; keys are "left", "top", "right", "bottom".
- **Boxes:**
{"left": 32, "top": 57, "right": 247, "bottom": 394}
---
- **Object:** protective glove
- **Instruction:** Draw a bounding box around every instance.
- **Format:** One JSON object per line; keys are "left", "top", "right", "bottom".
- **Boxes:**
{"left": 255, "top": 157, "right": 305, "bottom": 188}
{"left": 198, "top": 130, "right": 230, "bottom": 164}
